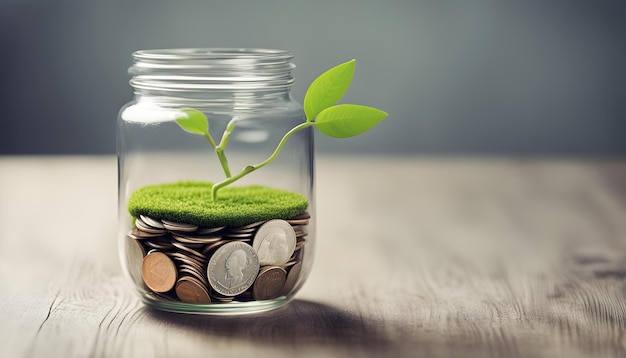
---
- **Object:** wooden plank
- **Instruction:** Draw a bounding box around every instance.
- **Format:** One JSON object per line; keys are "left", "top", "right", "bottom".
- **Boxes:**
{"left": 1, "top": 156, "right": 625, "bottom": 357}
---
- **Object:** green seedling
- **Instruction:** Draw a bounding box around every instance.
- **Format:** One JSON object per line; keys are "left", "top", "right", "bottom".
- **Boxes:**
{"left": 175, "top": 59, "right": 388, "bottom": 200}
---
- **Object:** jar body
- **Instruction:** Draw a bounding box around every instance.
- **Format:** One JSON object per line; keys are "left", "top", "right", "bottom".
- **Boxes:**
{"left": 117, "top": 49, "right": 315, "bottom": 314}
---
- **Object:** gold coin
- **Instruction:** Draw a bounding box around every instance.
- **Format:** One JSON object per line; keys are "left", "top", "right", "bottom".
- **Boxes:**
{"left": 281, "top": 262, "right": 302, "bottom": 296}
{"left": 252, "top": 266, "right": 287, "bottom": 301}
{"left": 175, "top": 276, "right": 211, "bottom": 303}
{"left": 142, "top": 252, "right": 177, "bottom": 293}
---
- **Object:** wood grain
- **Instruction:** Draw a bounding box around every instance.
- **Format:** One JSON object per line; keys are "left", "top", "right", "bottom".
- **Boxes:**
{"left": 1, "top": 155, "right": 625, "bottom": 357}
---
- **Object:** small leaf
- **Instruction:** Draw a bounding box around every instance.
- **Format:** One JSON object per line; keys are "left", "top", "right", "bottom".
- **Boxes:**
{"left": 303, "top": 59, "right": 356, "bottom": 121}
{"left": 314, "top": 104, "right": 388, "bottom": 138}
{"left": 176, "top": 109, "right": 209, "bottom": 135}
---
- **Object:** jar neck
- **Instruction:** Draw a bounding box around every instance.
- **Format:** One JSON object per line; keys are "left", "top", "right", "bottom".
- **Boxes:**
{"left": 129, "top": 48, "right": 295, "bottom": 111}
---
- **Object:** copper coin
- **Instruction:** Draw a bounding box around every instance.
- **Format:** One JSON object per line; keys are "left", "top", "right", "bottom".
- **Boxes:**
{"left": 132, "top": 228, "right": 167, "bottom": 238}
{"left": 281, "top": 262, "right": 302, "bottom": 296}
{"left": 175, "top": 276, "right": 211, "bottom": 303}
{"left": 286, "top": 219, "right": 309, "bottom": 226}
{"left": 252, "top": 266, "right": 287, "bottom": 300}
{"left": 142, "top": 252, "right": 177, "bottom": 293}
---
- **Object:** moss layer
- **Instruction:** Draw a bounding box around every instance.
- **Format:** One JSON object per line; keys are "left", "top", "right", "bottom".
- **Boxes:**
{"left": 127, "top": 181, "right": 309, "bottom": 227}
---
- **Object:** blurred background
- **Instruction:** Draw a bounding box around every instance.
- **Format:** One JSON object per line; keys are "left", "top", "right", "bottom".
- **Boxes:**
{"left": 1, "top": 0, "right": 624, "bottom": 156}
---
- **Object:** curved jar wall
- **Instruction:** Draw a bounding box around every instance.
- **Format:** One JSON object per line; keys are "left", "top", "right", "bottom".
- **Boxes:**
{"left": 117, "top": 48, "right": 315, "bottom": 314}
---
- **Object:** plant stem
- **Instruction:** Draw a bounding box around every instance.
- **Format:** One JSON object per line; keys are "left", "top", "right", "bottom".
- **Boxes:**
{"left": 211, "top": 121, "right": 315, "bottom": 200}
{"left": 215, "top": 119, "right": 237, "bottom": 178}
{"left": 204, "top": 132, "right": 231, "bottom": 178}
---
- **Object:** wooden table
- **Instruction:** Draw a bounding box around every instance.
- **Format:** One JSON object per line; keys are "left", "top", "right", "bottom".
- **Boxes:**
{"left": 1, "top": 155, "right": 625, "bottom": 357}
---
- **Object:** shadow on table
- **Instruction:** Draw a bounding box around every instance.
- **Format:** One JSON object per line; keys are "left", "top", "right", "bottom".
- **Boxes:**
{"left": 142, "top": 299, "right": 397, "bottom": 351}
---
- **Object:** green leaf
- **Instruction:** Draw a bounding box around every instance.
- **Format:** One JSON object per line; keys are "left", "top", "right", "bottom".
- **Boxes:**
{"left": 314, "top": 104, "right": 388, "bottom": 138}
{"left": 303, "top": 59, "right": 356, "bottom": 122}
{"left": 176, "top": 109, "right": 209, "bottom": 135}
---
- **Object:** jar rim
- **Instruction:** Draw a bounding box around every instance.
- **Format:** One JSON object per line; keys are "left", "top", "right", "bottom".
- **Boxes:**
{"left": 129, "top": 48, "right": 296, "bottom": 94}
{"left": 133, "top": 48, "right": 293, "bottom": 62}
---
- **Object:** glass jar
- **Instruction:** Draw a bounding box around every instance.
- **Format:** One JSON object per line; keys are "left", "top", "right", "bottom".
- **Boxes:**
{"left": 117, "top": 48, "right": 315, "bottom": 314}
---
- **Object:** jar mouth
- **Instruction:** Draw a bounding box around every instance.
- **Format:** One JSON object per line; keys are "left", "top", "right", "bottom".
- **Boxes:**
{"left": 129, "top": 48, "right": 295, "bottom": 93}
{"left": 133, "top": 48, "right": 293, "bottom": 62}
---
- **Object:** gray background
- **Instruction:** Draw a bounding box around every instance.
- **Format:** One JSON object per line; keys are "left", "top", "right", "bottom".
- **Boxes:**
{"left": 1, "top": 0, "right": 625, "bottom": 155}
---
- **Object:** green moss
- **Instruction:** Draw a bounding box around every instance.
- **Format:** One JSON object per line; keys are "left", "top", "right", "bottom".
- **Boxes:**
{"left": 127, "top": 181, "right": 309, "bottom": 227}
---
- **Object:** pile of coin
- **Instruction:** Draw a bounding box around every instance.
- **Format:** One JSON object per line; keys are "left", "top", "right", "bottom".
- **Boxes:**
{"left": 125, "top": 212, "right": 309, "bottom": 304}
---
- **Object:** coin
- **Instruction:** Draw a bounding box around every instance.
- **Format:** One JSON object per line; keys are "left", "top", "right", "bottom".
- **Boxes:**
{"left": 290, "top": 212, "right": 311, "bottom": 220}
{"left": 173, "top": 234, "right": 222, "bottom": 244}
{"left": 175, "top": 276, "right": 211, "bottom": 303}
{"left": 125, "top": 233, "right": 146, "bottom": 287}
{"left": 252, "top": 219, "right": 296, "bottom": 266}
{"left": 195, "top": 226, "right": 226, "bottom": 235}
{"left": 223, "top": 232, "right": 255, "bottom": 239}
{"left": 179, "top": 266, "right": 207, "bottom": 283}
{"left": 252, "top": 266, "right": 287, "bottom": 300}
{"left": 202, "top": 240, "right": 230, "bottom": 255}
{"left": 281, "top": 261, "right": 302, "bottom": 296}
{"left": 225, "top": 227, "right": 258, "bottom": 234}
{"left": 162, "top": 220, "right": 199, "bottom": 232}
{"left": 143, "top": 239, "right": 175, "bottom": 251}
{"left": 135, "top": 217, "right": 168, "bottom": 234}
{"left": 286, "top": 219, "right": 309, "bottom": 226}
{"left": 239, "top": 221, "right": 266, "bottom": 229}
{"left": 142, "top": 252, "right": 178, "bottom": 293}
{"left": 172, "top": 242, "right": 206, "bottom": 261}
{"left": 140, "top": 215, "right": 166, "bottom": 229}
{"left": 131, "top": 228, "right": 167, "bottom": 238}
{"left": 207, "top": 241, "right": 259, "bottom": 296}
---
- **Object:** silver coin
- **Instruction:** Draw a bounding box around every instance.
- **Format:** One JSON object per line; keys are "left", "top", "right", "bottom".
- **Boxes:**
{"left": 195, "top": 226, "right": 226, "bottom": 235}
{"left": 125, "top": 234, "right": 146, "bottom": 287}
{"left": 139, "top": 215, "right": 166, "bottom": 229}
{"left": 173, "top": 234, "right": 223, "bottom": 244}
{"left": 207, "top": 241, "right": 259, "bottom": 296}
{"left": 172, "top": 241, "right": 206, "bottom": 260}
{"left": 144, "top": 240, "right": 175, "bottom": 251}
{"left": 223, "top": 232, "right": 254, "bottom": 239}
{"left": 239, "top": 221, "right": 266, "bottom": 229}
{"left": 252, "top": 219, "right": 296, "bottom": 266}
{"left": 135, "top": 218, "right": 168, "bottom": 234}
{"left": 290, "top": 212, "right": 310, "bottom": 220}
{"left": 225, "top": 227, "right": 258, "bottom": 234}
{"left": 162, "top": 220, "right": 199, "bottom": 232}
